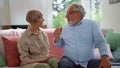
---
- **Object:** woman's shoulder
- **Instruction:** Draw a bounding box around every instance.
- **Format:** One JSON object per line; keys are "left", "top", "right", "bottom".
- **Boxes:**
{"left": 40, "top": 28, "right": 47, "bottom": 35}
{"left": 18, "top": 30, "right": 29, "bottom": 43}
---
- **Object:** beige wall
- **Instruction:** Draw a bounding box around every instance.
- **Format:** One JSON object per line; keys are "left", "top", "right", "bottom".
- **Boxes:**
{"left": 101, "top": 0, "right": 120, "bottom": 32}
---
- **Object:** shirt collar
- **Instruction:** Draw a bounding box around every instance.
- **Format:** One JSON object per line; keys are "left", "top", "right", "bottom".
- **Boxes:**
{"left": 74, "top": 19, "right": 84, "bottom": 26}
{"left": 26, "top": 26, "right": 40, "bottom": 36}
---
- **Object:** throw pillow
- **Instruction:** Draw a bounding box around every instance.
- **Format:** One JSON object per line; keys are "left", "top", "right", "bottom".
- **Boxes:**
{"left": 0, "top": 52, "right": 6, "bottom": 67}
{"left": 112, "top": 48, "right": 120, "bottom": 63}
{"left": 106, "top": 32, "right": 120, "bottom": 51}
{"left": 1, "top": 36, "right": 20, "bottom": 67}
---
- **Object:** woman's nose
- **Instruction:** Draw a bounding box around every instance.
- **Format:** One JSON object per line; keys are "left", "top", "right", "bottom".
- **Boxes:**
{"left": 41, "top": 18, "right": 44, "bottom": 21}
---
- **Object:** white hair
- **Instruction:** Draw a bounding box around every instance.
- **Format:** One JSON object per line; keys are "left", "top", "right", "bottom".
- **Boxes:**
{"left": 70, "top": 2, "right": 86, "bottom": 18}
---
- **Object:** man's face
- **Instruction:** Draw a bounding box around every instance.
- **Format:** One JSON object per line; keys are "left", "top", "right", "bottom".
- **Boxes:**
{"left": 66, "top": 5, "right": 81, "bottom": 26}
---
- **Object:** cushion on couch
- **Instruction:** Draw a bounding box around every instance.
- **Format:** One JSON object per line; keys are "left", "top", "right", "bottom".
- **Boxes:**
{"left": 106, "top": 32, "right": 120, "bottom": 51}
{"left": 0, "top": 29, "right": 25, "bottom": 58}
{"left": 112, "top": 48, "right": 120, "bottom": 62}
{"left": 43, "top": 29, "right": 63, "bottom": 61}
{"left": 0, "top": 52, "right": 6, "bottom": 67}
{"left": 1, "top": 36, "right": 21, "bottom": 67}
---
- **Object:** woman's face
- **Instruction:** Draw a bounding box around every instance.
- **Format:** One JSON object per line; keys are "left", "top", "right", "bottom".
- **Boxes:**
{"left": 35, "top": 15, "right": 44, "bottom": 27}
{"left": 31, "top": 13, "right": 44, "bottom": 28}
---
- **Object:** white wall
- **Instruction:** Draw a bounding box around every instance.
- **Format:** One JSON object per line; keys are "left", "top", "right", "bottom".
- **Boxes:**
{"left": 101, "top": 0, "right": 120, "bottom": 32}
{"left": 0, "top": 0, "right": 11, "bottom": 26}
{"left": 0, "top": 0, "right": 53, "bottom": 28}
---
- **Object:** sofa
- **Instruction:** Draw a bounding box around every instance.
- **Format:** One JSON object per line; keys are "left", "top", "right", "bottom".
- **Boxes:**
{"left": 0, "top": 28, "right": 113, "bottom": 68}
{"left": 105, "top": 31, "right": 120, "bottom": 64}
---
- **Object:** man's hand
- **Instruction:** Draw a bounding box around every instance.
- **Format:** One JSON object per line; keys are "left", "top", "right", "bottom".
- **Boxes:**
{"left": 54, "top": 28, "right": 62, "bottom": 43}
{"left": 99, "top": 56, "right": 111, "bottom": 68}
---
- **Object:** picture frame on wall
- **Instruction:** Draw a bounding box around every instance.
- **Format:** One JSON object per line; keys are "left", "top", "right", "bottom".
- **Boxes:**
{"left": 109, "top": 0, "right": 120, "bottom": 4}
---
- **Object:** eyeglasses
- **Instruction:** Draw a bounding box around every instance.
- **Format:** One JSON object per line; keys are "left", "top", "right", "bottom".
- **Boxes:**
{"left": 66, "top": 11, "right": 79, "bottom": 15}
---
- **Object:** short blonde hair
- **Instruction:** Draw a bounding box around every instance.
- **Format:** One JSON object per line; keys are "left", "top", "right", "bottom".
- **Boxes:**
{"left": 26, "top": 10, "right": 42, "bottom": 24}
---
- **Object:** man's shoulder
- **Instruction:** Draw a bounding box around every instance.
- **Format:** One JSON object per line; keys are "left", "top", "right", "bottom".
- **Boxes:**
{"left": 82, "top": 18, "right": 97, "bottom": 25}
{"left": 82, "top": 18, "right": 95, "bottom": 22}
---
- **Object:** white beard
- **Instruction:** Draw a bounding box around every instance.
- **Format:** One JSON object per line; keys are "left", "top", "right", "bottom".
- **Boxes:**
{"left": 68, "top": 20, "right": 77, "bottom": 26}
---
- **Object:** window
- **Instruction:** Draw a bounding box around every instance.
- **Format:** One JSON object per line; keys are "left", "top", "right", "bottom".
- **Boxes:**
{"left": 52, "top": 0, "right": 102, "bottom": 28}
{"left": 90, "top": 0, "right": 102, "bottom": 25}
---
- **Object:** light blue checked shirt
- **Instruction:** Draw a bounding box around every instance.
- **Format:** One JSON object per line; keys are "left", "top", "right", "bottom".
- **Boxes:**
{"left": 54, "top": 19, "right": 109, "bottom": 68}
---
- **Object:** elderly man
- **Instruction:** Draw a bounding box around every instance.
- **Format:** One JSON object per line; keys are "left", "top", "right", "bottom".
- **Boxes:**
{"left": 54, "top": 2, "right": 111, "bottom": 68}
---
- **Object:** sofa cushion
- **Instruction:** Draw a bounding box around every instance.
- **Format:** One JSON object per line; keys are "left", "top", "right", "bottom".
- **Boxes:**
{"left": 0, "top": 52, "right": 6, "bottom": 67}
{"left": 43, "top": 29, "right": 63, "bottom": 61}
{"left": 0, "top": 29, "right": 25, "bottom": 58}
{"left": 1, "top": 36, "right": 20, "bottom": 67}
{"left": 106, "top": 32, "right": 120, "bottom": 51}
{"left": 112, "top": 48, "right": 120, "bottom": 62}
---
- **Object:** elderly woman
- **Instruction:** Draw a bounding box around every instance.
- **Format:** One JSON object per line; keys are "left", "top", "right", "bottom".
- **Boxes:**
{"left": 17, "top": 10, "right": 58, "bottom": 68}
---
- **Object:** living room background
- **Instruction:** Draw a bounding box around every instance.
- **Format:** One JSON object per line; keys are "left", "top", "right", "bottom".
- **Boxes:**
{"left": 0, "top": 0, "right": 120, "bottom": 32}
